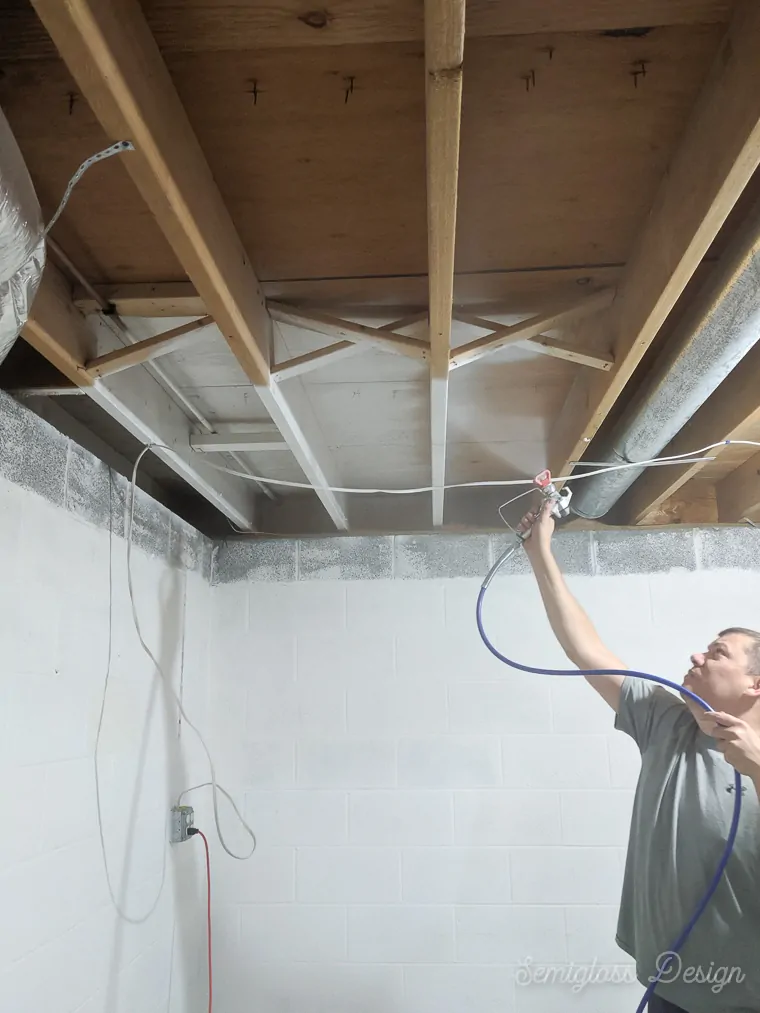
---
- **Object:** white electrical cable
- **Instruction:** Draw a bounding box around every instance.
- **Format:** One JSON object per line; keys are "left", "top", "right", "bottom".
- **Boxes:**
{"left": 176, "top": 782, "right": 255, "bottom": 852}
{"left": 94, "top": 469, "right": 168, "bottom": 924}
{"left": 126, "top": 447, "right": 257, "bottom": 861}
{"left": 128, "top": 440, "right": 760, "bottom": 530}
{"left": 195, "top": 440, "right": 760, "bottom": 494}
{"left": 493, "top": 442, "right": 758, "bottom": 532}
{"left": 568, "top": 457, "right": 717, "bottom": 468}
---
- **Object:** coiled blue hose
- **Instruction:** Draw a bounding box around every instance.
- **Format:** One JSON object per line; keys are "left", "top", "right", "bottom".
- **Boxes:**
{"left": 475, "top": 543, "right": 743, "bottom": 1012}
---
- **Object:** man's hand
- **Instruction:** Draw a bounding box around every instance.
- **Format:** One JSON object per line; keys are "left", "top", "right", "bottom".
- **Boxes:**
{"left": 695, "top": 711, "right": 760, "bottom": 785}
{"left": 518, "top": 499, "right": 555, "bottom": 556}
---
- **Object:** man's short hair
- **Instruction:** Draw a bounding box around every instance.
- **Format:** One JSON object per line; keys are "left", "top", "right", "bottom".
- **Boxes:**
{"left": 719, "top": 628, "right": 760, "bottom": 675}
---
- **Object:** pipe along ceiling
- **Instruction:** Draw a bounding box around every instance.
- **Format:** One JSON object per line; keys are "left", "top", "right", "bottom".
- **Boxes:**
{"left": 570, "top": 198, "right": 760, "bottom": 520}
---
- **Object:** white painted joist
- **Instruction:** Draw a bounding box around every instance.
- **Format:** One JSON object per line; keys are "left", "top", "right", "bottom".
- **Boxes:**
{"left": 257, "top": 382, "right": 348, "bottom": 528}
{"left": 191, "top": 430, "right": 289, "bottom": 453}
{"left": 85, "top": 317, "right": 259, "bottom": 531}
{"left": 23, "top": 267, "right": 257, "bottom": 530}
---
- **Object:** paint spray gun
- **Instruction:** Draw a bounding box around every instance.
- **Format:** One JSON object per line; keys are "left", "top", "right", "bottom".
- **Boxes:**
{"left": 517, "top": 469, "right": 573, "bottom": 542}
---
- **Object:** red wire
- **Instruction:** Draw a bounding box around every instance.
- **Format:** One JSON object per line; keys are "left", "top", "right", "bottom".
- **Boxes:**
{"left": 196, "top": 830, "right": 212, "bottom": 1013}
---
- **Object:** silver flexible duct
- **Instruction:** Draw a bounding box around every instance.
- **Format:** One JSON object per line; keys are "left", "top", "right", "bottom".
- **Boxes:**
{"left": 570, "top": 198, "right": 760, "bottom": 519}
{"left": 0, "top": 104, "right": 45, "bottom": 366}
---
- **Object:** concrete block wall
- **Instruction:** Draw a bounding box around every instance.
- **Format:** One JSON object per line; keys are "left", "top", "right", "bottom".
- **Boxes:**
{"left": 0, "top": 391, "right": 214, "bottom": 1013}
{"left": 205, "top": 533, "right": 760, "bottom": 1013}
{"left": 4, "top": 378, "right": 760, "bottom": 1013}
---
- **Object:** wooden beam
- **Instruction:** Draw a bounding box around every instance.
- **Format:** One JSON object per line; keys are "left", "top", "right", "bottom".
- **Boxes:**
{"left": 269, "top": 303, "right": 429, "bottom": 360}
{"left": 22, "top": 265, "right": 257, "bottom": 529}
{"left": 380, "top": 311, "right": 431, "bottom": 334}
{"left": 30, "top": 0, "right": 270, "bottom": 386}
{"left": 72, "top": 266, "right": 625, "bottom": 318}
{"left": 270, "top": 311, "right": 430, "bottom": 381}
{"left": 425, "top": 0, "right": 465, "bottom": 527}
{"left": 717, "top": 452, "right": 760, "bottom": 522}
{"left": 549, "top": 0, "right": 760, "bottom": 479}
{"left": 451, "top": 291, "right": 615, "bottom": 369}
{"left": 21, "top": 265, "right": 94, "bottom": 388}
{"left": 86, "top": 315, "right": 213, "bottom": 378}
{"left": 33, "top": 0, "right": 348, "bottom": 530}
{"left": 638, "top": 479, "right": 719, "bottom": 526}
{"left": 528, "top": 335, "right": 613, "bottom": 372}
{"left": 623, "top": 341, "right": 760, "bottom": 523}
{"left": 190, "top": 431, "right": 289, "bottom": 453}
{"left": 272, "top": 342, "right": 360, "bottom": 382}
{"left": 0, "top": 2, "right": 731, "bottom": 60}
{"left": 75, "top": 282, "right": 206, "bottom": 317}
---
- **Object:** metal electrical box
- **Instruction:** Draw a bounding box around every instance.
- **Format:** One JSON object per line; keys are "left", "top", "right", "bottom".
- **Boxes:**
{"left": 170, "top": 805, "right": 195, "bottom": 843}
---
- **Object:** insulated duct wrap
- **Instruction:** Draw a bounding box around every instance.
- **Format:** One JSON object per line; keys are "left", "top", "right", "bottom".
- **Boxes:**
{"left": 569, "top": 197, "right": 760, "bottom": 520}
{"left": 0, "top": 104, "right": 45, "bottom": 366}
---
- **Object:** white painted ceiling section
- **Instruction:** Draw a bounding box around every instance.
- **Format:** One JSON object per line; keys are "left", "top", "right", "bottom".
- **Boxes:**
{"left": 83, "top": 312, "right": 259, "bottom": 529}
{"left": 117, "top": 310, "right": 579, "bottom": 516}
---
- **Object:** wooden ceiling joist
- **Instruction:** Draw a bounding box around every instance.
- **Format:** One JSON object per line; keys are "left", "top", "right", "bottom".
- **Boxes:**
{"left": 32, "top": 0, "right": 348, "bottom": 530}
{"left": 623, "top": 340, "right": 760, "bottom": 523}
{"left": 451, "top": 289, "right": 615, "bottom": 369}
{"left": 268, "top": 304, "right": 430, "bottom": 360}
{"left": 23, "top": 264, "right": 258, "bottom": 530}
{"left": 22, "top": 266, "right": 94, "bottom": 389}
{"left": 86, "top": 315, "right": 213, "bottom": 378}
{"left": 72, "top": 268, "right": 626, "bottom": 321}
{"left": 717, "top": 452, "right": 760, "bottom": 523}
{"left": 75, "top": 282, "right": 207, "bottom": 318}
{"left": 425, "top": 0, "right": 465, "bottom": 527}
{"left": 28, "top": 0, "right": 270, "bottom": 386}
{"left": 549, "top": 0, "right": 760, "bottom": 481}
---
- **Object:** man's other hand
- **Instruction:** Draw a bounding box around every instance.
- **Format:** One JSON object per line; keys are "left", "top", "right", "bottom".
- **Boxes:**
{"left": 696, "top": 710, "right": 760, "bottom": 780}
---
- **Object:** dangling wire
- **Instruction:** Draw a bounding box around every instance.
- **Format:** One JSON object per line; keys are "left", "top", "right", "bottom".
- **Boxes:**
{"left": 44, "top": 140, "right": 135, "bottom": 237}
{"left": 127, "top": 447, "right": 256, "bottom": 862}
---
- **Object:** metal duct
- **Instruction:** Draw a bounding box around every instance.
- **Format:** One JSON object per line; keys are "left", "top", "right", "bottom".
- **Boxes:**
{"left": 570, "top": 198, "right": 760, "bottom": 520}
{"left": 0, "top": 104, "right": 45, "bottom": 366}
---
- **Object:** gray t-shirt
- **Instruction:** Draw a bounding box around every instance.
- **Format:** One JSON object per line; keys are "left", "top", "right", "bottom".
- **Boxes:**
{"left": 615, "top": 676, "right": 760, "bottom": 1013}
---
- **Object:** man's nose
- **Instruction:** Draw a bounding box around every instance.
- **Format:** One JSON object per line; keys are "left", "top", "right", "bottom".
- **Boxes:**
{"left": 691, "top": 653, "right": 704, "bottom": 667}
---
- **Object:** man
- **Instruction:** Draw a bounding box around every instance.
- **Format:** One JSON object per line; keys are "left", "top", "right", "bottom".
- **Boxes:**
{"left": 520, "top": 501, "right": 760, "bottom": 1013}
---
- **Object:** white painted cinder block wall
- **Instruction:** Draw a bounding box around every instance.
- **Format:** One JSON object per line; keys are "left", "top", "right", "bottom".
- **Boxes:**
{"left": 204, "top": 555, "right": 760, "bottom": 1013}
{"left": 0, "top": 472, "right": 212, "bottom": 1013}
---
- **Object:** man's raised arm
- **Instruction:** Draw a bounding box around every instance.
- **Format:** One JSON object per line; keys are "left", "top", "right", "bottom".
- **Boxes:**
{"left": 520, "top": 501, "right": 627, "bottom": 712}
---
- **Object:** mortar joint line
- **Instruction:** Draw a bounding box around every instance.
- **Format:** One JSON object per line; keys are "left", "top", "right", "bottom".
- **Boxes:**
{"left": 589, "top": 531, "right": 600, "bottom": 577}
{"left": 692, "top": 528, "right": 704, "bottom": 571}
{"left": 62, "top": 438, "right": 73, "bottom": 513}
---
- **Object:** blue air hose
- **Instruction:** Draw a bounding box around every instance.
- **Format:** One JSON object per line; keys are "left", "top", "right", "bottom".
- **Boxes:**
{"left": 475, "top": 542, "right": 743, "bottom": 1012}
